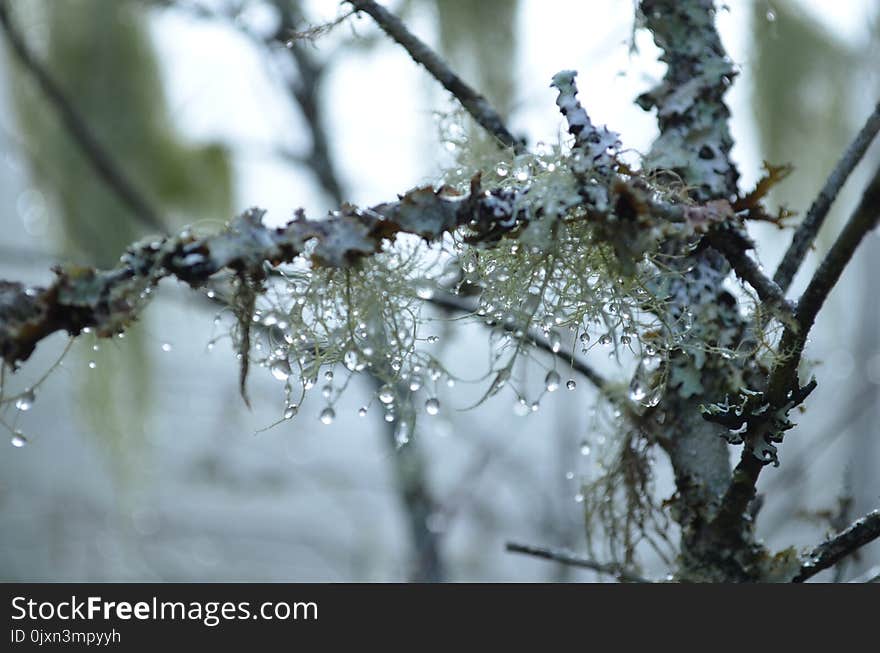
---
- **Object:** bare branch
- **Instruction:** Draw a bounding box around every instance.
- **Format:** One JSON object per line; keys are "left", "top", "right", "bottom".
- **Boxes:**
{"left": 346, "top": 0, "right": 522, "bottom": 153}
{"left": 505, "top": 542, "right": 650, "bottom": 582}
{"left": 774, "top": 101, "right": 880, "bottom": 292}
{"left": 794, "top": 509, "right": 880, "bottom": 583}
{"left": 706, "top": 231, "right": 795, "bottom": 318}
{"left": 0, "top": 2, "right": 167, "bottom": 234}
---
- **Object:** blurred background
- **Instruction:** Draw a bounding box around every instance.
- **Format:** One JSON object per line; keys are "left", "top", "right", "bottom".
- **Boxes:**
{"left": 0, "top": 0, "right": 877, "bottom": 581}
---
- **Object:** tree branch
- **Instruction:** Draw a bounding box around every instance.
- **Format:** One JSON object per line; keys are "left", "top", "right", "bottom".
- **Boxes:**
{"left": 505, "top": 541, "right": 650, "bottom": 582}
{"left": 345, "top": 0, "right": 522, "bottom": 153}
{"left": 0, "top": 1, "right": 167, "bottom": 234}
{"left": 774, "top": 101, "right": 880, "bottom": 292}
{"left": 713, "top": 163, "right": 880, "bottom": 537}
{"left": 793, "top": 509, "right": 880, "bottom": 582}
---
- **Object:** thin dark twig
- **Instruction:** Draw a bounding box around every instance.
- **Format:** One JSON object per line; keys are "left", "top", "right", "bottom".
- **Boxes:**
{"left": 346, "top": 0, "right": 522, "bottom": 153}
{"left": 774, "top": 101, "right": 880, "bottom": 292}
{"left": 0, "top": 2, "right": 167, "bottom": 234}
{"left": 793, "top": 509, "right": 880, "bottom": 582}
{"left": 707, "top": 232, "right": 794, "bottom": 317}
{"left": 505, "top": 542, "right": 650, "bottom": 582}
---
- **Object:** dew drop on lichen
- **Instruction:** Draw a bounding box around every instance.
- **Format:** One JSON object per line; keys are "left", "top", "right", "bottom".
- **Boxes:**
{"left": 319, "top": 407, "right": 335, "bottom": 425}
{"left": 378, "top": 385, "right": 395, "bottom": 404}
{"left": 598, "top": 333, "right": 612, "bottom": 346}
{"left": 283, "top": 404, "right": 298, "bottom": 420}
{"left": 513, "top": 398, "right": 530, "bottom": 416}
{"left": 566, "top": 379, "right": 576, "bottom": 391}
{"left": 425, "top": 398, "right": 440, "bottom": 415}
{"left": 545, "top": 370, "right": 561, "bottom": 392}
{"left": 15, "top": 389, "right": 35, "bottom": 412}
{"left": 270, "top": 359, "right": 291, "bottom": 381}
{"left": 11, "top": 431, "right": 27, "bottom": 448}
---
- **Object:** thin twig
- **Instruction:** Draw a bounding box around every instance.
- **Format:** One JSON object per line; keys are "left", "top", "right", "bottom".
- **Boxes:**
{"left": 346, "top": 0, "right": 522, "bottom": 153}
{"left": 0, "top": 2, "right": 167, "bottom": 234}
{"left": 774, "top": 101, "right": 880, "bottom": 292}
{"left": 707, "top": 232, "right": 795, "bottom": 317}
{"left": 793, "top": 509, "right": 880, "bottom": 582}
{"left": 505, "top": 541, "right": 650, "bottom": 582}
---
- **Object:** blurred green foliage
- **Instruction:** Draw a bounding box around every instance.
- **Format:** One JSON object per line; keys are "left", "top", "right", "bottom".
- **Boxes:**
{"left": 7, "top": 0, "right": 233, "bottom": 477}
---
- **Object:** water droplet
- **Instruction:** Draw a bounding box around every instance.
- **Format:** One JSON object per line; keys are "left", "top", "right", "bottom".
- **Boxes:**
{"left": 324, "top": 370, "right": 334, "bottom": 381}
{"left": 579, "top": 332, "right": 590, "bottom": 344}
{"left": 270, "top": 359, "right": 291, "bottom": 381}
{"left": 409, "top": 377, "right": 422, "bottom": 392}
{"left": 319, "top": 407, "right": 335, "bottom": 425}
{"left": 766, "top": 9, "right": 776, "bottom": 22}
{"left": 425, "top": 398, "right": 440, "bottom": 415}
{"left": 11, "top": 431, "right": 27, "bottom": 448}
{"left": 384, "top": 412, "right": 395, "bottom": 423}
{"left": 549, "top": 330, "right": 562, "bottom": 353}
{"left": 416, "top": 284, "right": 435, "bottom": 300}
{"left": 358, "top": 406, "right": 368, "bottom": 417}
{"left": 322, "top": 384, "right": 333, "bottom": 399}
{"left": 513, "top": 398, "right": 530, "bottom": 416}
{"left": 283, "top": 404, "right": 298, "bottom": 419}
{"left": 545, "top": 370, "right": 561, "bottom": 392}
{"left": 598, "top": 333, "right": 612, "bottom": 346}
{"left": 574, "top": 493, "right": 585, "bottom": 503}
{"left": 88, "top": 360, "right": 97, "bottom": 369}
{"left": 629, "top": 380, "right": 648, "bottom": 402}
{"left": 565, "top": 471, "right": 575, "bottom": 480}
{"left": 495, "top": 163, "right": 509, "bottom": 177}
{"left": 566, "top": 379, "right": 576, "bottom": 391}
{"left": 161, "top": 342, "right": 173, "bottom": 352}
{"left": 378, "top": 384, "right": 395, "bottom": 404}
{"left": 15, "top": 389, "right": 35, "bottom": 411}
{"left": 344, "top": 350, "right": 364, "bottom": 371}
{"left": 426, "top": 335, "right": 439, "bottom": 344}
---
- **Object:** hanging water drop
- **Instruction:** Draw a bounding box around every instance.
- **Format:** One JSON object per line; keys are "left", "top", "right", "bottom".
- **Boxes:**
{"left": 161, "top": 342, "right": 173, "bottom": 352}
{"left": 545, "top": 370, "right": 561, "bottom": 392}
{"left": 378, "top": 384, "right": 395, "bottom": 404}
{"left": 319, "top": 407, "right": 335, "bottom": 425}
{"left": 598, "top": 333, "right": 612, "bottom": 346}
{"left": 270, "top": 359, "right": 291, "bottom": 381}
{"left": 88, "top": 360, "right": 97, "bottom": 369}
{"left": 513, "top": 398, "right": 530, "bottom": 416}
{"left": 566, "top": 379, "right": 576, "bottom": 391}
{"left": 425, "top": 398, "right": 440, "bottom": 415}
{"left": 358, "top": 406, "right": 368, "bottom": 418}
{"left": 15, "top": 389, "right": 35, "bottom": 412}
{"left": 11, "top": 431, "right": 27, "bottom": 448}
{"left": 283, "top": 404, "right": 298, "bottom": 420}
{"left": 580, "top": 442, "right": 591, "bottom": 456}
